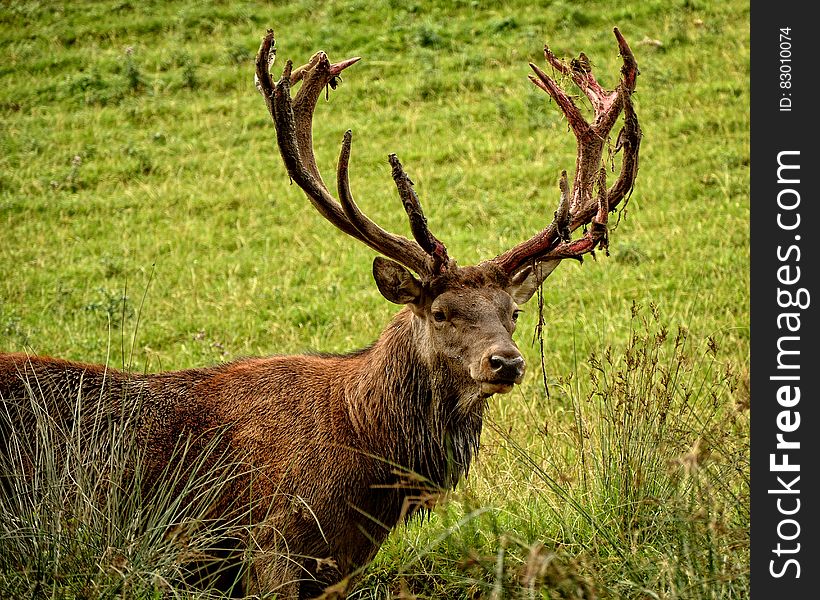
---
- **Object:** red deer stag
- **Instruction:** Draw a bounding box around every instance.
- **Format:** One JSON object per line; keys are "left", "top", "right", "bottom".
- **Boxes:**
{"left": 0, "top": 28, "right": 640, "bottom": 599}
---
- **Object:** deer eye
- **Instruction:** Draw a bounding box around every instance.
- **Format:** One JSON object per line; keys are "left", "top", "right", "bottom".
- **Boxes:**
{"left": 432, "top": 310, "right": 447, "bottom": 323}
{"left": 512, "top": 309, "right": 522, "bottom": 322}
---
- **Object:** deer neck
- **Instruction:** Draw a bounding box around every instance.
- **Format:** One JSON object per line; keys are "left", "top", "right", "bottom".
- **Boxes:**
{"left": 346, "top": 308, "right": 486, "bottom": 489}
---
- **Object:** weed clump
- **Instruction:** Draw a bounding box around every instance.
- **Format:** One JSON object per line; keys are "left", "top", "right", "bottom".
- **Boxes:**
{"left": 0, "top": 379, "right": 256, "bottom": 598}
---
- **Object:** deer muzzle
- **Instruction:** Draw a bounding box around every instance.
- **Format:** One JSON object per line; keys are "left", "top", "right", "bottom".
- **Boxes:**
{"left": 488, "top": 354, "right": 525, "bottom": 381}
{"left": 476, "top": 349, "right": 526, "bottom": 396}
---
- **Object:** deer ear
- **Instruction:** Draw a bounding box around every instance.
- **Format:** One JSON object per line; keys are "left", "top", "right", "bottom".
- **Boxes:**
{"left": 372, "top": 257, "right": 424, "bottom": 305}
{"left": 506, "top": 260, "right": 561, "bottom": 304}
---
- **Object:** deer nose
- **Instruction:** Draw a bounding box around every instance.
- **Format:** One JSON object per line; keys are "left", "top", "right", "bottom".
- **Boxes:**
{"left": 488, "top": 354, "right": 526, "bottom": 382}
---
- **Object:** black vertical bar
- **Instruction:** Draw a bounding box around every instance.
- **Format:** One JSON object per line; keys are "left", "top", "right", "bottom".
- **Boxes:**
{"left": 751, "top": 2, "right": 817, "bottom": 596}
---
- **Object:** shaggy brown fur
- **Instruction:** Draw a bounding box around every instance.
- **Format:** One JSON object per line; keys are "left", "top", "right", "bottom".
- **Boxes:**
{"left": 0, "top": 264, "right": 533, "bottom": 599}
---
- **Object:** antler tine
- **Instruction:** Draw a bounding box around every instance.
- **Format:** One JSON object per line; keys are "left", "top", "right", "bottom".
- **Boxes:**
{"left": 336, "top": 131, "right": 434, "bottom": 274}
{"left": 389, "top": 155, "right": 450, "bottom": 275}
{"left": 492, "top": 28, "right": 641, "bottom": 276}
{"left": 256, "top": 30, "right": 444, "bottom": 279}
{"left": 604, "top": 92, "right": 641, "bottom": 215}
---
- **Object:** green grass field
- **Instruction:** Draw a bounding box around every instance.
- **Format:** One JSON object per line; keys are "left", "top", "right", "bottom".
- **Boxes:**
{"left": 1, "top": 1, "right": 749, "bottom": 598}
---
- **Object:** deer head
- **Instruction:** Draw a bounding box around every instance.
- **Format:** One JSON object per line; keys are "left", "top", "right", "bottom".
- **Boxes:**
{"left": 255, "top": 29, "right": 641, "bottom": 398}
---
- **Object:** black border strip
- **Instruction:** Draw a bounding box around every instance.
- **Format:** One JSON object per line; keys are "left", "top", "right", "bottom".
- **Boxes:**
{"left": 751, "top": 2, "right": 817, "bottom": 595}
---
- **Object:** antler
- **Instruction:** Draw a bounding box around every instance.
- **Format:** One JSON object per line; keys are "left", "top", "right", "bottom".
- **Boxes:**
{"left": 255, "top": 30, "right": 450, "bottom": 278}
{"left": 491, "top": 28, "right": 641, "bottom": 276}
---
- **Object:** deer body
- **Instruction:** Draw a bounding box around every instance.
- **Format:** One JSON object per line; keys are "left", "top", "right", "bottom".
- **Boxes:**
{"left": 1, "top": 28, "right": 641, "bottom": 599}
{"left": 1, "top": 271, "right": 513, "bottom": 595}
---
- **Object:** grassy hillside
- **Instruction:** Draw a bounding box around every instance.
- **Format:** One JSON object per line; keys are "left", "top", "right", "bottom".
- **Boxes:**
{"left": 1, "top": 1, "right": 749, "bottom": 598}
